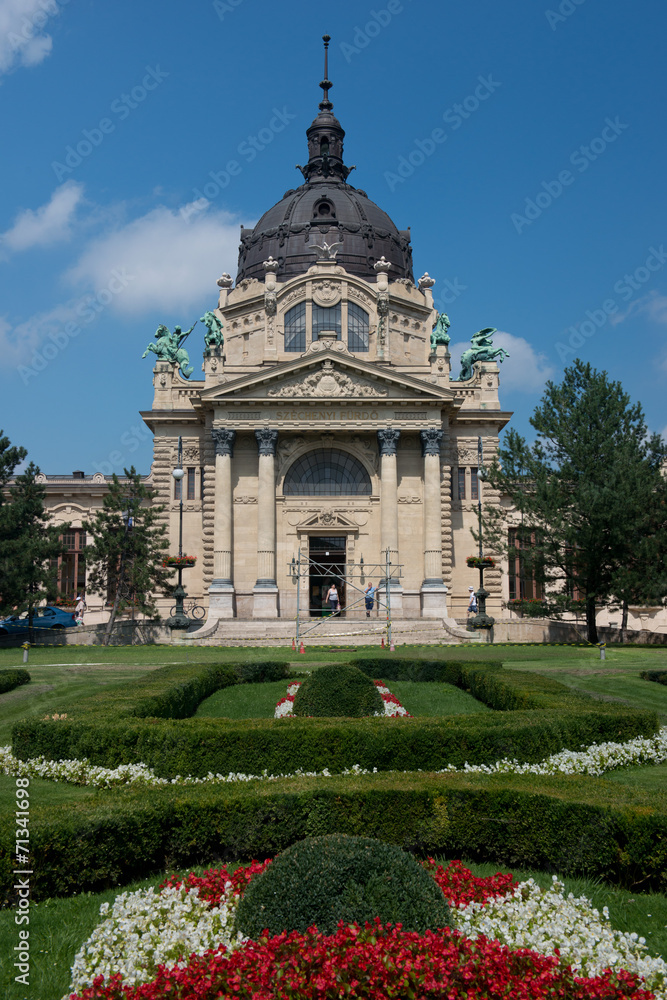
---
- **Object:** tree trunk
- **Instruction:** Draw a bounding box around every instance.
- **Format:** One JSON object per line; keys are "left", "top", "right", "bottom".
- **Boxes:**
{"left": 620, "top": 599, "right": 629, "bottom": 644}
{"left": 585, "top": 596, "right": 598, "bottom": 644}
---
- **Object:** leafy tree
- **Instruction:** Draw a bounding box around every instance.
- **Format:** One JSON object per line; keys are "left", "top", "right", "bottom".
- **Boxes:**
{"left": 484, "top": 360, "right": 667, "bottom": 643}
{"left": 0, "top": 462, "right": 66, "bottom": 629}
{"left": 83, "top": 468, "right": 171, "bottom": 644}
{"left": 0, "top": 431, "right": 27, "bottom": 587}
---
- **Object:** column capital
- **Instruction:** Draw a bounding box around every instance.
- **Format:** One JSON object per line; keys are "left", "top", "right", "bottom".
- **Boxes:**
{"left": 255, "top": 428, "right": 279, "bottom": 456}
{"left": 420, "top": 427, "right": 443, "bottom": 456}
{"left": 211, "top": 427, "right": 236, "bottom": 457}
{"left": 377, "top": 428, "right": 400, "bottom": 456}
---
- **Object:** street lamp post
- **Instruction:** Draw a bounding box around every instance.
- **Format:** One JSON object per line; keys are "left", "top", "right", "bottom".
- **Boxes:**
{"left": 166, "top": 436, "right": 191, "bottom": 631}
{"left": 469, "top": 436, "right": 495, "bottom": 632}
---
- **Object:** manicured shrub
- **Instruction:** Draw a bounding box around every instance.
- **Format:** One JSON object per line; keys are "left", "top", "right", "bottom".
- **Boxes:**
{"left": 235, "top": 833, "right": 451, "bottom": 937}
{"left": 0, "top": 668, "right": 30, "bottom": 694}
{"left": 1, "top": 773, "right": 666, "bottom": 905}
{"left": 293, "top": 664, "right": 384, "bottom": 717}
{"left": 640, "top": 670, "right": 667, "bottom": 686}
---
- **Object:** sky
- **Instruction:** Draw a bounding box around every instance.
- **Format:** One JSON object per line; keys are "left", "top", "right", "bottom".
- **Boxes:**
{"left": 0, "top": 0, "right": 665, "bottom": 476}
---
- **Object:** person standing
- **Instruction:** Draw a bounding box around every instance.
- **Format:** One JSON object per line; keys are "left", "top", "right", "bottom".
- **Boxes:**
{"left": 75, "top": 593, "right": 86, "bottom": 625}
{"left": 325, "top": 582, "right": 339, "bottom": 616}
{"left": 364, "top": 581, "right": 376, "bottom": 617}
{"left": 467, "top": 586, "right": 477, "bottom": 615}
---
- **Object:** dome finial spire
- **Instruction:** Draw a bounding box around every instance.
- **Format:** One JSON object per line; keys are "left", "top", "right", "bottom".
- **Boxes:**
{"left": 319, "top": 34, "right": 333, "bottom": 110}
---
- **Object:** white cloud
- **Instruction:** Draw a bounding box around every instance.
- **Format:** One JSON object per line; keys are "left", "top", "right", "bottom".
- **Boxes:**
{"left": 0, "top": 0, "right": 61, "bottom": 76}
{"left": 448, "top": 331, "right": 554, "bottom": 392}
{"left": 1, "top": 181, "right": 84, "bottom": 253}
{"left": 65, "top": 204, "right": 241, "bottom": 315}
{"left": 610, "top": 290, "right": 667, "bottom": 327}
{"left": 0, "top": 301, "right": 80, "bottom": 367}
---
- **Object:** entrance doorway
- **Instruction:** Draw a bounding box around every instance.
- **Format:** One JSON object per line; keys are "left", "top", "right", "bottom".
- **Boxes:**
{"left": 308, "top": 536, "right": 346, "bottom": 616}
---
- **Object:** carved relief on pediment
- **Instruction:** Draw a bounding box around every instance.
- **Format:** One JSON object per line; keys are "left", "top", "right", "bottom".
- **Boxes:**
{"left": 268, "top": 360, "right": 387, "bottom": 398}
{"left": 286, "top": 507, "right": 362, "bottom": 530}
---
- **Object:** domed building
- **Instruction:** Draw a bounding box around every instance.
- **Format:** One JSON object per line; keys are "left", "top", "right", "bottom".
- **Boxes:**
{"left": 139, "top": 40, "right": 512, "bottom": 632}
{"left": 38, "top": 41, "right": 519, "bottom": 641}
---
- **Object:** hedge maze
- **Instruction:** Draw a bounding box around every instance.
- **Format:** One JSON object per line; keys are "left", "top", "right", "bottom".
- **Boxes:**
{"left": 2, "top": 656, "right": 665, "bottom": 904}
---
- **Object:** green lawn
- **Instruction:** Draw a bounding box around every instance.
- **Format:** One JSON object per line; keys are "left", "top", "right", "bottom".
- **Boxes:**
{"left": 0, "top": 855, "right": 663, "bottom": 1000}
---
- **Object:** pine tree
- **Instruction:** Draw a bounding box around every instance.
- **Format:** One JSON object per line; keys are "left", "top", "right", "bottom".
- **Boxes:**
{"left": 0, "top": 462, "right": 66, "bottom": 629}
{"left": 82, "top": 468, "right": 170, "bottom": 644}
{"left": 485, "top": 360, "right": 667, "bottom": 643}
{"left": 0, "top": 431, "right": 28, "bottom": 601}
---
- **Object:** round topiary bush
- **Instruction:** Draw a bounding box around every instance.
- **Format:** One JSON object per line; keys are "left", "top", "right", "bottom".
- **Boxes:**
{"left": 292, "top": 663, "right": 384, "bottom": 717}
{"left": 235, "top": 834, "right": 451, "bottom": 937}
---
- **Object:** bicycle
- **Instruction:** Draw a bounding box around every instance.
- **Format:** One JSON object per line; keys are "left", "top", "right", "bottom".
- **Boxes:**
{"left": 169, "top": 600, "right": 206, "bottom": 620}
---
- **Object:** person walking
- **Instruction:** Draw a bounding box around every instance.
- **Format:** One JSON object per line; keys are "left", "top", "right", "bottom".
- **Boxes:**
{"left": 325, "top": 582, "right": 339, "bottom": 616}
{"left": 75, "top": 593, "right": 86, "bottom": 625}
{"left": 364, "top": 581, "right": 376, "bottom": 617}
{"left": 467, "top": 586, "right": 477, "bottom": 615}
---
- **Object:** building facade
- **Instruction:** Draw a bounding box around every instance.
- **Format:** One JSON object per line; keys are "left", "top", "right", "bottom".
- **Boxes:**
{"left": 137, "top": 71, "right": 511, "bottom": 624}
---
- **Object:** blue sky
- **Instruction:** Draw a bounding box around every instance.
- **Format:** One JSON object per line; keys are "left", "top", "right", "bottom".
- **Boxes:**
{"left": 1, "top": 0, "right": 665, "bottom": 475}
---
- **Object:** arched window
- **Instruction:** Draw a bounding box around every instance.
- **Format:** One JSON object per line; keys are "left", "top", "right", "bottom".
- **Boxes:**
{"left": 347, "top": 302, "right": 369, "bottom": 352}
{"left": 284, "top": 449, "right": 372, "bottom": 496}
{"left": 285, "top": 302, "right": 306, "bottom": 352}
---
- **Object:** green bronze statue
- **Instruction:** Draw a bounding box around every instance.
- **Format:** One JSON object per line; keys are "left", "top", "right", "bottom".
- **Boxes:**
{"left": 142, "top": 322, "right": 196, "bottom": 379}
{"left": 454, "top": 328, "right": 509, "bottom": 382}
{"left": 200, "top": 310, "right": 224, "bottom": 350}
{"left": 430, "top": 312, "right": 451, "bottom": 352}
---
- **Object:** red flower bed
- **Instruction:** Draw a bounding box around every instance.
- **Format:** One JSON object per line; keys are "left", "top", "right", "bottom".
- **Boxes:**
{"left": 423, "top": 857, "right": 518, "bottom": 906}
{"left": 160, "top": 859, "right": 272, "bottom": 905}
{"left": 70, "top": 922, "right": 653, "bottom": 999}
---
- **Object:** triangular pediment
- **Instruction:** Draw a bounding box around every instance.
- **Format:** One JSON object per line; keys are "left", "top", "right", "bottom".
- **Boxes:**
{"left": 295, "top": 509, "right": 360, "bottom": 531}
{"left": 198, "top": 348, "right": 456, "bottom": 405}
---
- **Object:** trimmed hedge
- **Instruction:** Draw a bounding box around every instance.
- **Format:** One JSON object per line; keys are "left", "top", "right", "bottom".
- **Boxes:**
{"left": 640, "top": 670, "right": 667, "bottom": 686}
{"left": 11, "top": 660, "right": 658, "bottom": 779}
{"left": 293, "top": 664, "right": 384, "bottom": 717}
{"left": 1, "top": 771, "right": 665, "bottom": 905}
{"left": 0, "top": 668, "right": 30, "bottom": 695}
{"left": 236, "top": 834, "right": 451, "bottom": 936}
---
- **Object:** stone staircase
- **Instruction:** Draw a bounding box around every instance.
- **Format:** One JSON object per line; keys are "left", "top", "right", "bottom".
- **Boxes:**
{"left": 168, "top": 615, "right": 484, "bottom": 647}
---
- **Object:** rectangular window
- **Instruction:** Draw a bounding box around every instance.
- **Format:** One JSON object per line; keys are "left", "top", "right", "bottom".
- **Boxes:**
{"left": 312, "top": 303, "right": 341, "bottom": 341}
{"left": 457, "top": 468, "right": 466, "bottom": 500}
{"left": 285, "top": 301, "right": 306, "bottom": 352}
{"left": 200, "top": 466, "right": 205, "bottom": 500}
{"left": 470, "top": 467, "right": 479, "bottom": 501}
{"left": 347, "top": 302, "right": 369, "bottom": 352}
{"left": 508, "top": 528, "right": 543, "bottom": 601}
{"left": 187, "top": 467, "right": 196, "bottom": 500}
{"left": 174, "top": 476, "right": 182, "bottom": 501}
{"left": 56, "top": 528, "right": 86, "bottom": 599}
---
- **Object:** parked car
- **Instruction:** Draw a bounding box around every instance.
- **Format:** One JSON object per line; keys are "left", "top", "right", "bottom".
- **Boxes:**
{"left": 0, "top": 606, "right": 77, "bottom": 635}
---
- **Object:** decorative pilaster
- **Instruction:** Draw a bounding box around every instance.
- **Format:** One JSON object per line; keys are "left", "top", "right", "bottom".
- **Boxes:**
{"left": 253, "top": 428, "right": 279, "bottom": 617}
{"left": 377, "top": 427, "right": 403, "bottom": 615}
{"left": 420, "top": 427, "right": 448, "bottom": 618}
{"left": 208, "top": 427, "right": 236, "bottom": 619}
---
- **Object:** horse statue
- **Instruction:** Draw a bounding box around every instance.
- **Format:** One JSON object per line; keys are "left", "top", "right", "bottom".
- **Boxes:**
{"left": 200, "top": 310, "right": 224, "bottom": 350}
{"left": 454, "top": 328, "right": 509, "bottom": 382}
{"left": 430, "top": 312, "right": 451, "bottom": 352}
{"left": 142, "top": 322, "right": 196, "bottom": 379}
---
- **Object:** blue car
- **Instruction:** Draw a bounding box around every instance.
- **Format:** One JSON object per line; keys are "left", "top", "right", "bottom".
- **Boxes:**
{"left": 0, "top": 606, "right": 77, "bottom": 635}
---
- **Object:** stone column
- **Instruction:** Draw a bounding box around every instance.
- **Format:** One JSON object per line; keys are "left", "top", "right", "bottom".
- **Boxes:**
{"left": 420, "top": 427, "right": 448, "bottom": 618}
{"left": 208, "top": 427, "right": 236, "bottom": 619}
{"left": 253, "top": 428, "right": 279, "bottom": 618}
{"left": 377, "top": 428, "right": 403, "bottom": 616}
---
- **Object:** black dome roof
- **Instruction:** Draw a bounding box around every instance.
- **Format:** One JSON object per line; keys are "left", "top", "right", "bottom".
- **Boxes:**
{"left": 236, "top": 47, "right": 413, "bottom": 285}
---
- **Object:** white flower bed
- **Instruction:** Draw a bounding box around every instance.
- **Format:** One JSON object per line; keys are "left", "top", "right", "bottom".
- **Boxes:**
{"left": 2, "top": 726, "right": 665, "bottom": 790}
{"left": 65, "top": 883, "right": 245, "bottom": 997}
{"left": 452, "top": 876, "right": 667, "bottom": 1000}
